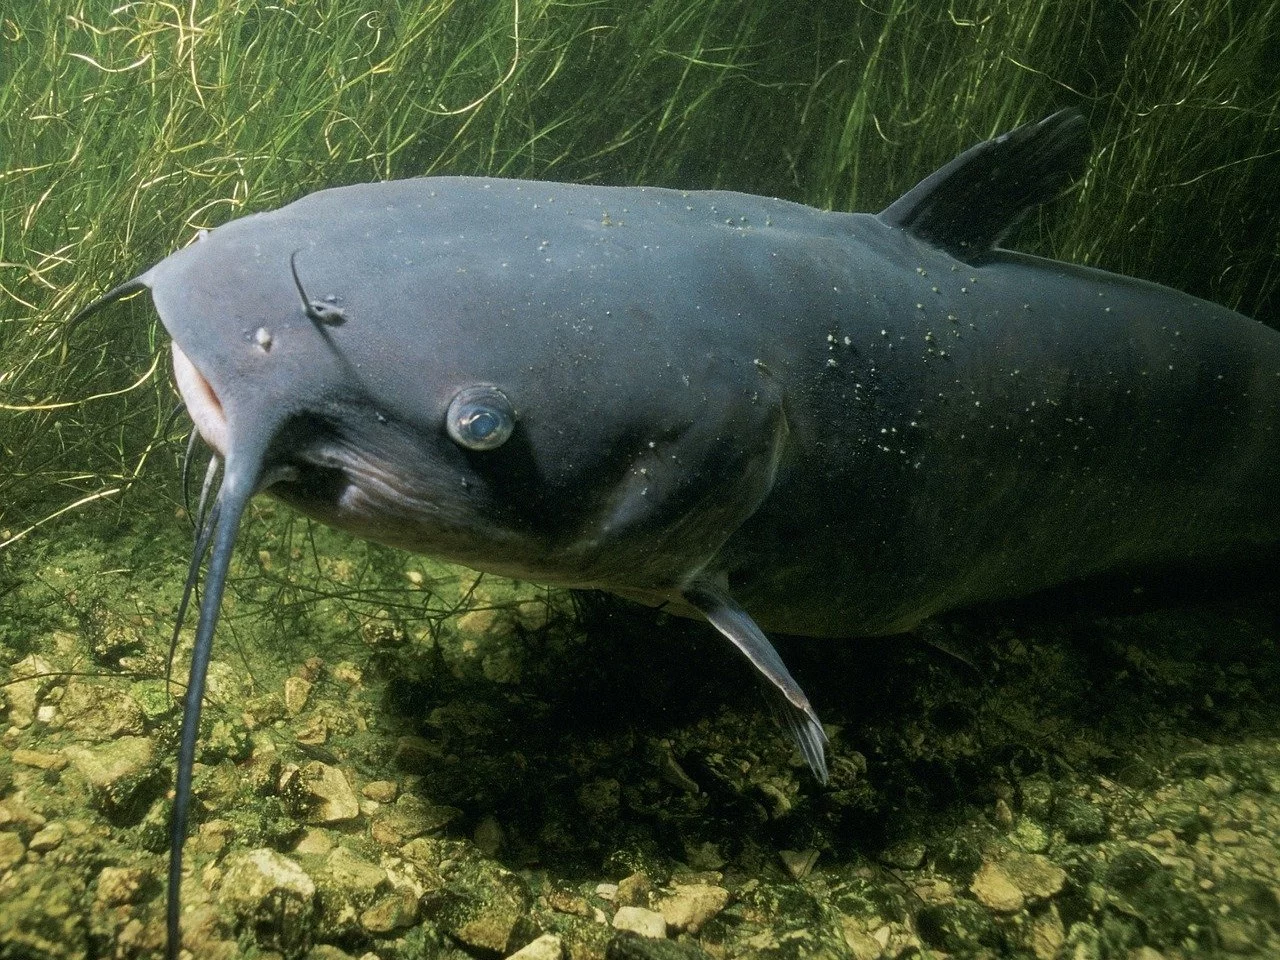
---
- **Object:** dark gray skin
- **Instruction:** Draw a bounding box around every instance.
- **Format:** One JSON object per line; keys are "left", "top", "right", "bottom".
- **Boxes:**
{"left": 74, "top": 112, "right": 1280, "bottom": 958}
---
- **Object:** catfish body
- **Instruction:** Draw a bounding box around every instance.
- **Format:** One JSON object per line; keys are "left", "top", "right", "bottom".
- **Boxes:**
{"left": 153, "top": 155, "right": 1280, "bottom": 636}
{"left": 74, "top": 112, "right": 1280, "bottom": 958}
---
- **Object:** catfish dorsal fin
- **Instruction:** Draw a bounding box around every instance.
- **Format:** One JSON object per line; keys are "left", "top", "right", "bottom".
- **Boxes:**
{"left": 878, "top": 109, "right": 1090, "bottom": 262}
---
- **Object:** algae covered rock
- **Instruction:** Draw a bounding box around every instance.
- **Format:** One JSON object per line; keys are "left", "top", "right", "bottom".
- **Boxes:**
{"left": 420, "top": 856, "right": 534, "bottom": 954}
{"left": 219, "top": 847, "right": 317, "bottom": 954}
{"left": 0, "top": 867, "right": 88, "bottom": 960}
{"left": 61, "top": 735, "right": 163, "bottom": 823}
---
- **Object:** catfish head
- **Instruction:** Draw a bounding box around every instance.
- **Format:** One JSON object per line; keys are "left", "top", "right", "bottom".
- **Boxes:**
{"left": 73, "top": 175, "right": 827, "bottom": 960}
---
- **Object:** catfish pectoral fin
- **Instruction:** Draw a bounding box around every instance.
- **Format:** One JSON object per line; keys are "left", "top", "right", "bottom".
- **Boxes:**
{"left": 683, "top": 579, "right": 829, "bottom": 784}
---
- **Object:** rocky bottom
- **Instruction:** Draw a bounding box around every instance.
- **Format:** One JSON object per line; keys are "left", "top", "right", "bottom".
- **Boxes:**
{"left": 2, "top": 511, "right": 1280, "bottom": 959}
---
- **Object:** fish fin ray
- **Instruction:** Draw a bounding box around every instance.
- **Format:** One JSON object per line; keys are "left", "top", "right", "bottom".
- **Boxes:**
{"left": 878, "top": 109, "right": 1090, "bottom": 262}
{"left": 682, "top": 578, "right": 829, "bottom": 784}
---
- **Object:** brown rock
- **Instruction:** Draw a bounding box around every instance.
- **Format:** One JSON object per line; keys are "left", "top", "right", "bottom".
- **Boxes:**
{"left": 11, "top": 749, "right": 68, "bottom": 771}
{"left": 28, "top": 822, "right": 65, "bottom": 852}
{"left": 220, "top": 848, "right": 316, "bottom": 954}
{"left": 970, "top": 852, "right": 1066, "bottom": 913}
{"left": 360, "top": 887, "right": 419, "bottom": 934}
{"left": 284, "top": 677, "right": 313, "bottom": 715}
{"left": 613, "top": 905, "right": 667, "bottom": 938}
{"left": 62, "top": 736, "right": 159, "bottom": 819}
{"left": 362, "top": 780, "right": 398, "bottom": 803}
{"left": 507, "top": 933, "right": 565, "bottom": 960}
{"left": 0, "top": 831, "right": 26, "bottom": 870}
{"left": 96, "top": 866, "right": 147, "bottom": 907}
{"left": 298, "top": 761, "right": 360, "bottom": 824}
{"left": 653, "top": 883, "right": 730, "bottom": 933}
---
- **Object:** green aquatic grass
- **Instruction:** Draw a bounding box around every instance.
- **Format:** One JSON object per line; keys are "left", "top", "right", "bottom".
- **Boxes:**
{"left": 1, "top": 0, "right": 1277, "bottom": 546}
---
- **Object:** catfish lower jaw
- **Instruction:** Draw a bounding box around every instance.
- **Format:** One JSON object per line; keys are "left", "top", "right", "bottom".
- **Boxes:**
{"left": 171, "top": 342, "right": 228, "bottom": 457}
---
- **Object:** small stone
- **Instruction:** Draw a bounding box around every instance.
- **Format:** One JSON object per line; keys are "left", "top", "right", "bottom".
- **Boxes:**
{"left": 96, "top": 866, "right": 147, "bottom": 906}
{"left": 293, "top": 828, "right": 335, "bottom": 856}
{"left": 474, "top": 814, "right": 503, "bottom": 856}
{"left": 616, "top": 872, "right": 652, "bottom": 907}
{"left": 779, "top": 848, "right": 819, "bottom": 879}
{"left": 7, "top": 654, "right": 56, "bottom": 728}
{"left": 57, "top": 681, "right": 147, "bottom": 738}
{"left": 0, "top": 831, "right": 26, "bottom": 870}
{"left": 1027, "top": 903, "right": 1065, "bottom": 960}
{"left": 971, "top": 852, "right": 1067, "bottom": 912}
{"left": 298, "top": 761, "right": 360, "bottom": 824}
{"left": 360, "top": 887, "right": 419, "bottom": 934}
{"left": 220, "top": 848, "right": 316, "bottom": 954}
{"left": 295, "top": 715, "right": 330, "bottom": 746}
{"left": 971, "top": 862, "right": 1026, "bottom": 912}
{"left": 284, "top": 677, "right": 313, "bottom": 716}
{"left": 653, "top": 883, "right": 729, "bottom": 933}
{"left": 613, "top": 906, "right": 668, "bottom": 938}
{"left": 881, "top": 840, "right": 926, "bottom": 869}
{"left": 362, "top": 780, "right": 398, "bottom": 803}
{"left": 1212, "top": 827, "right": 1243, "bottom": 846}
{"left": 62, "top": 735, "right": 159, "bottom": 820}
{"left": 11, "top": 748, "right": 68, "bottom": 771}
{"left": 306, "top": 947, "right": 359, "bottom": 960}
{"left": 596, "top": 883, "right": 619, "bottom": 901}
{"left": 507, "top": 933, "right": 564, "bottom": 960}
{"left": 28, "top": 822, "right": 66, "bottom": 852}
{"left": 370, "top": 793, "right": 460, "bottom": 845}
{"left": 420, "top": 858, "right": 530, "bottom": 953}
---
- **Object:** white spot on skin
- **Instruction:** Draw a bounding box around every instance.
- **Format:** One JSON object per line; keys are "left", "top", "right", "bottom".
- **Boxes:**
{"left": 254, "top": 327, "right": 272, "bottom": 352}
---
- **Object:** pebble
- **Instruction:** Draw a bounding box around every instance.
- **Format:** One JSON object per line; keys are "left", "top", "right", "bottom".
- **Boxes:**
{"left": 11, "top": 748, "right": 68, "bottom": 771}
{"left": 361, "top": 780, "right": 398, "bottom": 803}
{"left": 284, "top": 677, "right": 313, "bottom": 715}
{"left": 613, "top": 905, "right": 668, "bottom": 938}
{"left": 970, "top": 852, "right": 1067, "bottom": 912}
{"left": 359, "top": 887, "right": 419, "bottom": 934}
{"left": 298, "top": 761, "right": 360, "bottom": 823}
{"left": 220, "top": 848, "right": 316, "bottom": 952}
{"left": 506, "top": 933, "right": 564, "bottom": 960}
{"left": 62, "top": 736, "right": 157, "bottom": 818}
{"left": 28, "top": 822, "right": 65, "bottom": 852}
{"left": 779, "top": 848, "right": 819, "bottom": 879}
{"left": 96, "top": 866, "right": 147, "bottom": 906}
{"left": 0, "top": 831, "right": 26, "bottom": 870}
{"left": 7, "top": 654, "right": 56, "bottom": 728}
{"left": 616, "top": 872, "right": 653, "bottom": 907}
{"left": 474, "top": 814, "right": 503, "bottom": 856}
{"left": 654, "top": 883, "right": 730, "bottom": 933}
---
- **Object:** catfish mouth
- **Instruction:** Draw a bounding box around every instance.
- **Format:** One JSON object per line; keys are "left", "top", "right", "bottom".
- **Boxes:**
{"left": 171, "top": 342, "right": 228, "bottom": 457}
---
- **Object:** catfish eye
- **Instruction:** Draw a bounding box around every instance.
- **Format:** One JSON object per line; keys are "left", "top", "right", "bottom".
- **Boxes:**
{"left": 446, "top": 385, "right": 515, "bottom": 451}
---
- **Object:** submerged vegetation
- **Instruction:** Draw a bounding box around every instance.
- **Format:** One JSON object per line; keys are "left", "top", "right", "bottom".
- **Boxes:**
{"left": 3, "top": 0, "right": 1278, "bottom": 535}
{"left": 2, "top": 0, "right": 1280, "bottom": 957}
